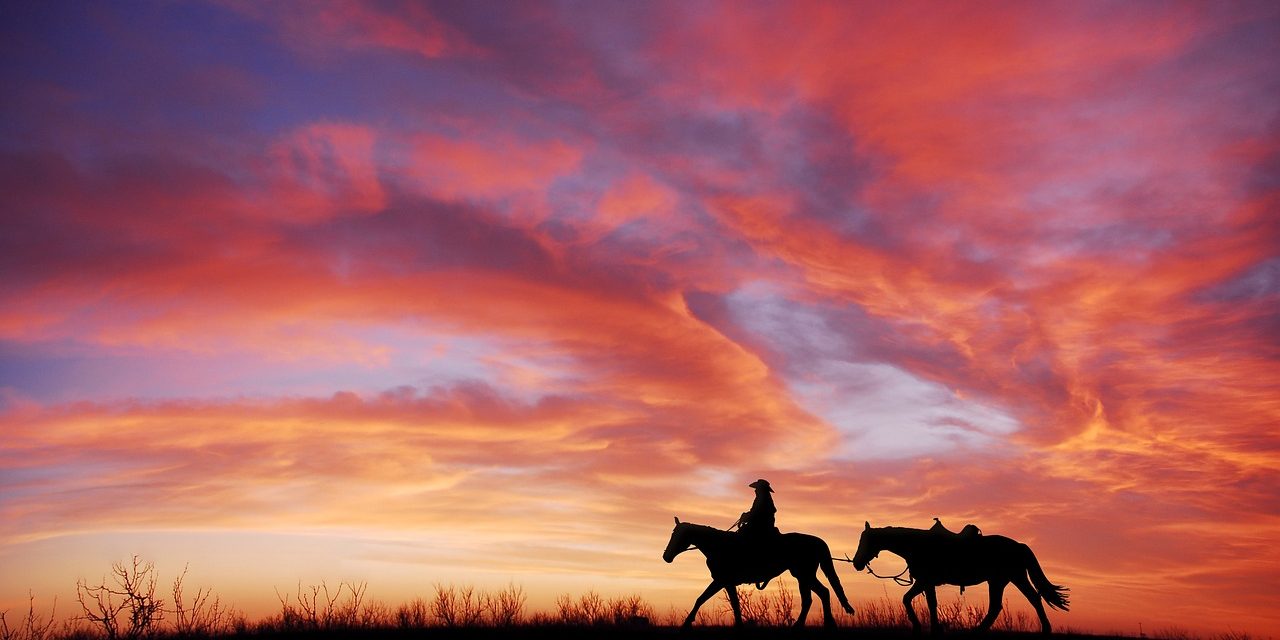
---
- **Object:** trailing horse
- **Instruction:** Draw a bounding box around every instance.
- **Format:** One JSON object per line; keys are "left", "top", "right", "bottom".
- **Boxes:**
{"left": 850, "top": 521, "right": 1070, "bottom": 635}
{"left": 663, "top": 517, "right": 854, "bottom": 627}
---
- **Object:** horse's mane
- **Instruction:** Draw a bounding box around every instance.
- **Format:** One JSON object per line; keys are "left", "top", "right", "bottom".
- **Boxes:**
{"left": 679, "top": 521, "right": 729, "bottom": 535}
{"left": 872, "top": 526, "right": 933, "bottom": 541}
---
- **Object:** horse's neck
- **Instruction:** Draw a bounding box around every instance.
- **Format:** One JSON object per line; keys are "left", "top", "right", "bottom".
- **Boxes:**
{"left": 877, "top": 528, "right": 929, "bottom": 558}
{"left": 684, "top": 524, "right": 732, "bottom": 551}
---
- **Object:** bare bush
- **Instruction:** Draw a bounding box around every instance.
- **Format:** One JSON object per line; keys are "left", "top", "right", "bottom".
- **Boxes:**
{"left": 553, "top": 593, "right": 577, "bottom": 624}
{"left": 728, "top": 587, "right": 765, "bottom": 625}
{"left": 393, "top": 598, "right": 430, "bottom": 630}
{"left": 76, "top": 556, "right": 164, "bottom": 640}
{"left": 168, "top": 565, "right": 236, "bottom": 637}
{"left": 724, "top": 579, "right": 801, "bottom": 626}
{"left": 577, "top": 590, "right": 605, "bottom": 625}
{"left": 482, "top": 583, "right": 526, "bottom": 626}
{"left": 358, "top": 599, "right": 391, "bottom": 629}
{"left": 851, "top": 595, "right": 907, "bottom": 629}
{"left": 664, "top": 599, "right": 725, "bottom": 626}
{"left": 768, "top": 578, "right": 796, "bottom": 626}
{"left": 272, "top": 581, "right": 368, "bottom": 631}
{"left": 1156, "top": 626, "right": 1199, "bottom": 640}
{"left": 606, "top": 594, "right": 653, "bottom": 626}
{"left": 430, "top": 584, "right": 482, "bottom": 628}
{"left": 995, "top": 599, "right": 1033, "bottom": 632}
{"left": 322, "top": 581, "right": 366, "bottom": 629}
{"left": 0, "top": 593, "right": 58, "bottom": 640}
{"left": 1217, "top": 631, "right": 1254, "bottom": 640}
{"left": 936, "top": 595, "right": 983, "bottom": 630}
{"left": 555, "top": 590, "right": 607, "bottom": 625}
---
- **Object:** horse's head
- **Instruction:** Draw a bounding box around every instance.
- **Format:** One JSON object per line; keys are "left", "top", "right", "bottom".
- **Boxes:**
{"left": 851, "top": 521, "right": 881, "bottom": 571}
{"left": 663, "top": 517, "right": 694, "bottom": 563}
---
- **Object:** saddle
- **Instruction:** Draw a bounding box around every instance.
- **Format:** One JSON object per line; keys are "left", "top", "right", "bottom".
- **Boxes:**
{"left": 733, "top": 525, "right": 783, "bottom": 590}
{"left": 930, "top": 517, "right": 982, "bottom": 540}
{"left": 930, "top": 518, "right": 982, "bottom": 594}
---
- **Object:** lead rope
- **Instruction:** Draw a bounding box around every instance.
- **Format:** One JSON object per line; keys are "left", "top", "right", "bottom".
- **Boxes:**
{"left": 833, "top": 554, "right": 915, "bottom": 587}
{"left": 867, "top": 562, "right": 914, "bottom": 587}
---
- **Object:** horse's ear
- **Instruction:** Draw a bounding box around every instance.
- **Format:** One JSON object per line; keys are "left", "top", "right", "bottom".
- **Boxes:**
{"left": 674, "top": 516, "right": 680, "bottom": 525}
{"left": 864, "top": 521, "right": 871, "bottom": 530}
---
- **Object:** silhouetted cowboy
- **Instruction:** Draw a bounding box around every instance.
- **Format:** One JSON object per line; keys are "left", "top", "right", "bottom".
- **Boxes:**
{"left": 734, "top": 479, "right": 780, "bottom": 537}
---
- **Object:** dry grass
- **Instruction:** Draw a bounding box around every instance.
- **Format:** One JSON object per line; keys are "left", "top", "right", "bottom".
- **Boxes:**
{"left": 4, "top": 558, "right": 1261, "bottom": 640}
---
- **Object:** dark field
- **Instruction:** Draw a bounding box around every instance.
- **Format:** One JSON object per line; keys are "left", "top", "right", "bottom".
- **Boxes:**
{"left": 155, "top": 629, "right": 1125, "bottom": 640}
{"left": 4, "top": 560, "right": 1251, "bottom": 640}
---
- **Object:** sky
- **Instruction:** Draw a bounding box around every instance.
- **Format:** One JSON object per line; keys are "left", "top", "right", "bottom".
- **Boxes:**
{"left": 2, "top": 0, "right": 1278, "bottom": 635}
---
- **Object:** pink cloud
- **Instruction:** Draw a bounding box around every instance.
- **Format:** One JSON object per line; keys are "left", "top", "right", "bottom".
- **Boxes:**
{"left": 405, "top": 132, "right": 584, "bottom": 204}
{"left": 225, "top": 0, "right": 484, "bottom": 61}
{"left": 265, "top": 122, "right": 387, "bottom": 221}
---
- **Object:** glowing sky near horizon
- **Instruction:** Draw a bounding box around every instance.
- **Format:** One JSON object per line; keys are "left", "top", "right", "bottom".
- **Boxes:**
{"left": 2, "top": 1, "right": 1278, "bottom": 635}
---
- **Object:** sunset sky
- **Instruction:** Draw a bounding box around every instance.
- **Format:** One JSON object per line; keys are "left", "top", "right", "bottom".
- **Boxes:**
{"left": 2, "top": 1, "right": 1279, "bottom": 635}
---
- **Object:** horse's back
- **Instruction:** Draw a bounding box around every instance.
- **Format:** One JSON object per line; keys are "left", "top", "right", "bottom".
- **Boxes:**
{"left": 781, "top": 531, "right": 831, "bottom": 548}
{"left": 978, "top": 534, "right": 1029, "bottom": 552}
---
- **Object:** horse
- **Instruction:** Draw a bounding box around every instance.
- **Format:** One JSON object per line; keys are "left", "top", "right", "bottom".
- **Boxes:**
{"left": 850, "top": 521, "right": 1070, "bottom": 635}
{"left": 663, "top": 517, "right": 854, "bottom": 628}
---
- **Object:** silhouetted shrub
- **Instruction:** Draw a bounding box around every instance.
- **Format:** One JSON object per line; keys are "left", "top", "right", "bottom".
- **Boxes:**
{"left": 269, "top": 581, "right": 369, "bottom": 631}
{"left": 392, "top": 598, "right": 429, "bottom": 630}
{"left": 481, "top": 583, "right": 526, "bottom": 626}
{"left": 169, "top": 565, "right": 237, "bottom": 637}
{"left": 430, "top": 584, "right": 482, "bottom": 628}
{"left": 76, "top": 557, "right": 164, "bottom": 640}
{"left": 606, "top": 594, "right": 653, "bottom": 627}
{"left": 1, "top": 593, "right": 59, "bottom": 640}
{"left": 9, "top": 563, "right": 1254, "bottom": 638}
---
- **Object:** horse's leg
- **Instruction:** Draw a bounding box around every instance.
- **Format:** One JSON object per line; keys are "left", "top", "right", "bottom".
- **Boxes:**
{"left": 977, "top": 580, "right": 1007, "bottom": 632}
{"left": 902, "top": 582, "right": 926, "bottom": 635}
{"left": 725, "top": 585, "right": 743, "bottom": 627}
{"left": 682, "top": 581, "right": 722, "bottom": 628}
{"left": 810, "top": 577, "right": 834, "bottom": 628}
{"left": 794, "top": 576, "right": 814, "bottom": 627}
{"left": 924, "top": 585, "right": 941, "bottom": 636}
{"left": 1011, "top": 574, "right": 1052, "bottom": 634}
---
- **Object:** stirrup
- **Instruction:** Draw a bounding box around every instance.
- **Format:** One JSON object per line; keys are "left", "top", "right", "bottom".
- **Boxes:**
{"left": 755, "top": 579, "right": 770, "bottom": 590}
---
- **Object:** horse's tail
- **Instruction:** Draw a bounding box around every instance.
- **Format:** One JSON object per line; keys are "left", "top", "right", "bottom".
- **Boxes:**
{"left": 819, "top": 542, "right": 855, "bottom": 614}
{"left": 1022, "top": 544, "right": 1070, "bottom": 611}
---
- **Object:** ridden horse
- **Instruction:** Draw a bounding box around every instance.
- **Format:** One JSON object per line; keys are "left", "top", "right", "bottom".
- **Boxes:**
{"left": 851, "top": 522, "right": 1070, "bottom": 635}
{"left": 663, "top": 517, "right": 854, "bottom": 627}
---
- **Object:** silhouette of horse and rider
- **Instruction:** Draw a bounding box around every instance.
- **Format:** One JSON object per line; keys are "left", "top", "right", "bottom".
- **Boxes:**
{"left": 664, "top": 479, "right": 854, "bottom": 628}
{"left": 663, "top": 479, "right": 1069, "bottom": 633}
